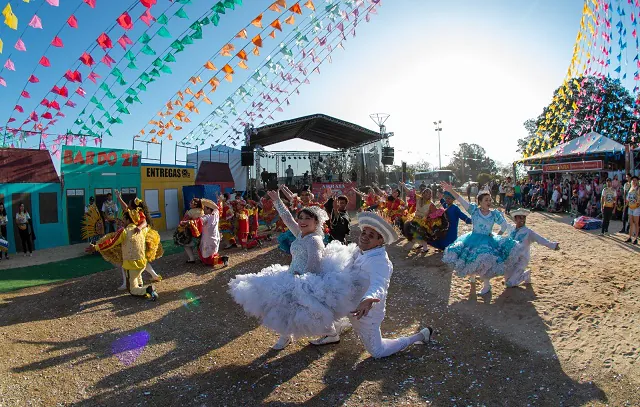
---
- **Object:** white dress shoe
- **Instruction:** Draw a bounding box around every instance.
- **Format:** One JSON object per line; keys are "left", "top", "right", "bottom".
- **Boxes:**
{"left": 309, "top": 335, "right": 340, "bottom": 346}
{"left": 419, "top": 327, "right": 434, "bottom": 343}
{"left": 272, "top": 335, "right": 292, "bottom": 350}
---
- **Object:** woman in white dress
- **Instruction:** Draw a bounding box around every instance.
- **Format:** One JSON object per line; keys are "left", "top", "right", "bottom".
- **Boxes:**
{"left": 229, "top": 187, "right": 362, "bottom": 350}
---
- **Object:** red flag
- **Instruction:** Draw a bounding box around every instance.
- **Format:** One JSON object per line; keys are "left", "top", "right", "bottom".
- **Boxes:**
{"left": 83, "top": 0, "right": 96, "bottom": 8}
{"left": 52, "top": 85, "right": 69, "bottom": 98}
{"left": 79, "top": 52, "right": 95, "bottom": 67}
{"left": 140, "top": 0, "right": 156, "bottom": 7}
{"left": 67, "top": 15, "right": 78, "bottom": 28}
{"left": 40, "top": 99, "right": 50, "bottom": 107}
{"left": 42, "top": 112, "right": 53, "bottom": 120}
{"left": 39, "top": 56, "right": 51, "bottom": 67}
{"left": 14, "top": 105, "right": 24, "bottom": 113}
{"left": 21, "top": 91, "right": 31, "bottom": 98}
{"left": 50, "top": 101, "right": 61, "bottom": 110}
{"left": 117, "top": 12, "right": 133, "bottom": 30}
{"left": 51, "top": 36, "right": 64, "bottom": 47}
{"left": 7, "top": 118, "right": 15, "bottom": 123}
{"left": 97, "top": 33, "right": 113, "bottom": 50}
{"left": 28, "top": 75, "right": 40, "bottom": 83}
{"left": 30, "top": 112, "right": 39, "bottom": 122}
{"left": 64, "top": 70, "right": 82, "bottom": 83}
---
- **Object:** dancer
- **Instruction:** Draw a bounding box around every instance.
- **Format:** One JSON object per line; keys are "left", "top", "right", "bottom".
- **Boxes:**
{"left": 428, "top": 191, "right": 472, "bottom": 251}
{"left": 383, "top": 189, "right": 408, "bottom": 228}
{"left": 259, "top": 192, "right": 278, "bottom": 230}
{"left": 309, "top": 212, "right": 433, "bottom": 359}
{"left": 174, "top": 197, "right": 205, "bottom": 263}
{"left": 115, "top": 192, "right": 163, "bottom": 288}
{"left": 352, "top": 187, "right": 380, "bottom": 212}
{"left": 87, "top": 209, "right": 159, "bottom": 300}
{"left": 197, "top": 199, "right": 229, "bottom": 267}
{"left": 401, "top": 183, "right": 440, "bottom": 253}
{"left": 277, "top": 186, "right": 321, "bottom": 254}
{"left": 229, "top": 188, "right": 331, "bottom": 349}
{"left": 440, "top": 182, "right": 526, "bottom": 295}
{"left": 503, "top": 208, "right": 559, "bottom": 287}
{"left": 218, "top": 193, "right": 237, "bottom": 249}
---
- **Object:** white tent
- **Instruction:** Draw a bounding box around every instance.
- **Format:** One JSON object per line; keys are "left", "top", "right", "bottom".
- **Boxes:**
{"left": 521, "top": 131, "right": 626, "bottom": 163}
{"left": 187, "top": 145, "right": 247, "bottom": 191}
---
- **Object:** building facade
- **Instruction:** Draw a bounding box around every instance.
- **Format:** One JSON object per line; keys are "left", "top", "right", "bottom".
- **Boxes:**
{"left": 141, "top": 164, "right": 195, "bottom": 231}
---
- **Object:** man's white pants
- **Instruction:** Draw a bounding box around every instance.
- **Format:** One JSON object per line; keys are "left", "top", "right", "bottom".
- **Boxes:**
{"left": 348, "top": 315, "right": 414, "bottom": 359}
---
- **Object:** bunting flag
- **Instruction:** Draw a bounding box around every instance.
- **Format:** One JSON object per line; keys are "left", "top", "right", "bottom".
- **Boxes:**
{"left": 14, "top": 38, "right": 26, "bottom": 51}
{"left": 117, "top": 12, "right": 133, "bottom": 30}
{"left": 29, "top": 15, "right": 43, "bottom": 29}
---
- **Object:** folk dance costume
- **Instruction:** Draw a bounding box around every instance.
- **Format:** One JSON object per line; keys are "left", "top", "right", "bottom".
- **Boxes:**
{"left": 361, "top": 193, "right": 380, "bottom": 212}
{"left": 442, "top": 195, "right": 526, "bottom": 294}
{"left": 383, "top": 197, "right": 408, "bottom": 227}
{"left": 310, "top": 212, "right": 433, "bottom": 359}
{"left": 173, "top": 207, "right": 205, "bottom": 247}
{"left": 277, "top": 196, "right": 322, "bottom": 254}
{"left": 91, "top": 222, "right": 159, "bottom": 300}
{"left": 235, "top": 202, "right": 260, "bottom": 250}
{"left": 230, "top": 195, "right": 367, "bottom": 349}
{"left": 429, "top": 193, "right": 471, "bottom": 250}
{"left": 197, "top": 199, "right": 229, "bottom": 267}
{"left": 259, "top": 196, "right": 279, "bottom": 230}
{"left": 504, "top": 209, "right": 558, "bottom": 287}
{"left": 218, "top": 199, "right": 236, "bottom": 248}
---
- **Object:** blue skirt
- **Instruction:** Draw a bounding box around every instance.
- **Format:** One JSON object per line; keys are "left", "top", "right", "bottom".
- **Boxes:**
{"left": 442, "top": 232, "right": 526, "bottom": 278}
{"left": 278, "top": 230, "right": 330, "bottom": 254}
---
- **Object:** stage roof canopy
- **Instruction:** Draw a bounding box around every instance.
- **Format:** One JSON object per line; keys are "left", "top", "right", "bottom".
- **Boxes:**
{"left": 251, "top": 114, "right": 382, "bottom": 150}
{"left": 520, "top": 131, "right": 626, "bottom": 164}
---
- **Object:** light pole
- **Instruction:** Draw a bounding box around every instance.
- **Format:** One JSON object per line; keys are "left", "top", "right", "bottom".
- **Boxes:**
{"left": 433, "top": 120, "right": 442, "bottom": 169}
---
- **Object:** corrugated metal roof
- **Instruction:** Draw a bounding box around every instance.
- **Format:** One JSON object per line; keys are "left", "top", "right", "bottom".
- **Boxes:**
{"left": 0, "top": 148, "right": 60, "bottom": 184}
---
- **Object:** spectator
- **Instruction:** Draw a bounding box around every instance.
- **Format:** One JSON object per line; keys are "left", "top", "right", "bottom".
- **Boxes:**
{"left": 514, "top": 182, "right": 522, "bottom": 206}
{"left": 503, "top": 177, "right": 515, "bottom": 215}
{"left": 326, "top": 168, "right": 333, "bottom": 182}
{"left": 620, "top": 172, "right": 632, "bottom": 234}
{"left": 85, "top": 196, "right": 95, "bottom": 213}
{"left": 102, "top": 193, "right": 118, "bottom": 234}
{"left": 601, "top": 178, "right": 616, "bottom": 235}
{"left": 303, "top": 170, "right": 310, "bottom": 185}
{"left": 0, "top": 202, "right": 8, "bottom": 260}
{"left": 261, "top": 168, "right": 269, "bottom": 189}
{"left": 15, "top": 202, "right": 34, "bottom": 257}
{"left": 498, "top": 182, "right": 505, "bottom": 205}
{"left": 285, "top": 165, "right": 294, "bottom": 186}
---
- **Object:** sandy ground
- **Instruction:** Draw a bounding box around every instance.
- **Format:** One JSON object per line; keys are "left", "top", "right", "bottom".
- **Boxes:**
{"left": 0, "top": 212, "right": 639, "bottom": 406}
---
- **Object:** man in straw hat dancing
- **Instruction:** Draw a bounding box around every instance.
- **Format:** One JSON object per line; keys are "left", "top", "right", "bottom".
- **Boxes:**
{"left": 198, "top": 199, "right": 230, "bottom": 267}
{"left": 310, "top": 212, "right": 434, "bottom": 358}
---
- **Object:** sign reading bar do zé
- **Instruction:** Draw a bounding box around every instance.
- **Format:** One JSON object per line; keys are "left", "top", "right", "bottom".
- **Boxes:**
{"left": 542, "top": 160, "right": 603, "bottom": 173}
{"left": 61, "top": 146, "right": 141, "bottom": 174}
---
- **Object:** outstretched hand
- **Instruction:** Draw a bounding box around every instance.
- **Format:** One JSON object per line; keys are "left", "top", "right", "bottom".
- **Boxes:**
{"left": 351, "top": 298, "right": 380, "bottom": 320}
{"left": 440, "top": 182, "right": 454, "bottom": 192}
{"left": 267, "top": 190, "right": 280, "bottom": 201}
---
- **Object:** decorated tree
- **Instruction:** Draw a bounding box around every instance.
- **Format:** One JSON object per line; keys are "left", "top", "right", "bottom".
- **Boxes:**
{"left": 523, "top": 75, "right": 640, "bottom": 157}
{"left": 444, "top": 143, "right": 497, "bottom": 182}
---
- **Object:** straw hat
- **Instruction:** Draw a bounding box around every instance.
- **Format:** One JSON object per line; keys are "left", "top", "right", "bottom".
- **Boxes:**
{"left": 357, "top": 212, "right": 399, "bottom": 245}
{"left": 201, "top": 199, "right": 218, "bottom": 211}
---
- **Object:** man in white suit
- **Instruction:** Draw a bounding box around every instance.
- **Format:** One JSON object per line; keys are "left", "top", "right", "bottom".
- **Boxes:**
{"left": 310, "top": 212, "right": 434, "bottom": 358}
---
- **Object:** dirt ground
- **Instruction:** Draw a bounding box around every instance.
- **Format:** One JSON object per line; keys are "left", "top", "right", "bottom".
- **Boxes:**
{"left": 0, "top": 212, "right": 639, "bottom": 406}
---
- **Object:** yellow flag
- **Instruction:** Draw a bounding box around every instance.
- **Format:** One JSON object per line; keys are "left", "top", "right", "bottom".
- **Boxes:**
{"left": 2, "top": 3, "right": 11, "bottom": 17}
{"left": 0, "top": 38, "right": 3, "bottom": 54}
{"left": 4, "top": 11, "right": 17, "bottom": 29}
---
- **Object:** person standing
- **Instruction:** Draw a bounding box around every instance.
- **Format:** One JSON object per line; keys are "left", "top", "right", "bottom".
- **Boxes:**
{"left": 428, "top": 191, "right": 472, "bottom": 251}
{"left": 325, "top": 194, "right": 351, "bottom": 244}
{"left": 600, "top": 178, "right": 616, "bottom": 236}
{"left": 101, "top": 193, "right": 118, "bottom": 234}
{"left": 0, "top": 202, "right": 9, "bottom": 260}
{"left": 503, "top": 177, "right": 515, "bottom": 215}
{"left": 198, "top": 199, "right": 229, "bottom": 266}
{"left": 620, "top": 173, "right": 632, "bottom": 234}
{"left": 625, "top": 176, "right": 640, "bottom": 245}
{"left": 261, "top": 168, "right": 269, "bottom": 190}
{"left": 309, "top": 212, "right": 434, "bottom": 358}
{"left": 15, "top": 203, "right": 34, "bottom": 256}
{"left": 285, "top": 165, "right": 294, "bottom": 186}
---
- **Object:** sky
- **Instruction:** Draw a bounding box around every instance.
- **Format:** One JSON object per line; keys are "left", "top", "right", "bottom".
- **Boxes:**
{"left": 0, "top": 0, "right": 585, "bottom": 174}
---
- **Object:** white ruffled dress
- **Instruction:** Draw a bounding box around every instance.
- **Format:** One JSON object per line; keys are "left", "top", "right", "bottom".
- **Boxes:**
{"left": 228, "top": 199, "right": 366, "bottom": 338}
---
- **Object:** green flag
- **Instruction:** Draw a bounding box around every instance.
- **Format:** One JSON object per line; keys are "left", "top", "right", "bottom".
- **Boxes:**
{"left": 181, "top": 36, "right": 194, "bottom": 46}
{"left": 152, "top": 58, "right": 163, "bottom": 68}
{"left": 105, "top": 91, "right": 116, "bottom": 99}
{"left": 117, "top": 77, "right": 127, "bottom": 86}
{"left": 111, "top": 67, "right": 123, "bottom": 78}
{"left": 174, "top": 7, "right": 188, "bottom": 19}
{"left": 125, "top": 50, "right": 136, "bottom": 61}
{"left": 224, "top": 0, "right": 235, "bottom": 9}
{"left": 141, "top": 45, "right": 156, "bottom": 56}
{"left": 96, "top": 121, "right": 104, "bottom": 129}
{"left": 150, "top": 68, "right": 160, "bottom": 78}
{"left": 157, "top": 26, "right": 171, "bottom": 38}
{"left": 126, "top": 88, "right": 137, "bottom": 96}
{"left": 160, "top": 64, "right": 172, "bottom": 74}
{"left": 125, "top": 96, "right": 135, "bottom": 104}
{"left": 213, "top": 2, "right": 225, "bottom": 13}
{"left": 164, "top": 53, "right": 176, "bottom": 63}
{"left": 137, "top": 82, "right": 147, "bottom": 92}
{"left": 170, "top": 40, "right": 185, "bottom": 52}
{"left": 127, "top": 61, "right": 138, "bottom": 70}
{"left": 191, "top": 29, "right": 203, "bottom": 40}
{"left": 138, "top": 33, "right": 152, "bottom": 44}
{"left": 99, "top": 82, "right": 109, "bottom": 92}
{"left": 156, "top": 13, "right": 168, "bottom": 24}
{"left": 139, "top": 73, "right": 151, "bottom": 82}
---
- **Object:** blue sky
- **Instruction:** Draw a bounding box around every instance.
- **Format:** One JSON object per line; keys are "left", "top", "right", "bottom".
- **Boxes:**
{"left": 0, "top": 0, "right": 585, "bottom": 174}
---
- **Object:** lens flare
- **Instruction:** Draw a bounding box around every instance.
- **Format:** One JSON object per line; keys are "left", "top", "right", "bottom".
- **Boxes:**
{"left": 111, "top": 331, "right": 150, "bottom": 366}
{"left": 182, "top": 291, "right": 201, "bottom": 309}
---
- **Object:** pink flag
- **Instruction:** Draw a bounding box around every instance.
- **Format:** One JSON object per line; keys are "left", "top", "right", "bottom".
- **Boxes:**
{"left": 65, "top": 100, "right": 77, "bottom": 108}
{"left": 7, "top": 117, "right": 15, "bottom": 123}
{"left": 4, "top": 59, "right": 15, "bottom": 71}
{"left": 41, "top": 99, "right": 50, "bottom": 106}
{"left": 14, "top": 105, "right": 24, "bottom": 113}
{"left": 28, "top": 75, "right": 40, "bottom": 83}
{"left": 46, "top": 0, "right": 59, "bottom": 6}
{"left": 76, "top": 87, "right": 86, "bottom": 97}
{"left": 21, "top": 90, "right": 31, "bottom": 98}
{"left": 101, "top": 54, "right": 116, "bottom": 67}
{"left": 39, "top": 56, "right": 51, "bottom": 67}
{"left": 30, "top": 112, "right": 39, "bottom": 122}
{"left": 51, "top": 36, "right": 63, "bottom": 47}
{"left": 88, "top": 72, "right": 100, "bottom": 83}
{"left": 117, "top": 34, "right": 133, "bottom": 50}
{"left": 0, "top": 77, "right": 6, "bottom": 87}
{"left": 94, "top": 138, "right": 100, "bottom": 146}
{"left": 14, "top": 39, "right": 27, "bottom": 51}
{"left": 84, "top": 0, "right": 96, "bottom": 8}
{"left": 29, "top": 14, "right": 43, "bottom": 29}
{"left": 140, "top": 9, "right": 154, "bottom": 26}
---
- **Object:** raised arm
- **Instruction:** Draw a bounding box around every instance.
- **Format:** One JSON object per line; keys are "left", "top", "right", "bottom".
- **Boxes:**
{"left": 351, "top": 187, "right": 367, "bottom": 198}
{"left": 115, "top": 190, "right": 129, "bottom": 210}
{"left": 441, "top": 182, "right": 470, "bottom": 211}
{"left": 268, "top": 190, "right": 301, "bottom": 236}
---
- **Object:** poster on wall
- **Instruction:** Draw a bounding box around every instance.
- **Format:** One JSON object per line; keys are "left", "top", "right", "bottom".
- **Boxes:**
{"left": 61, "top": 146, "right": 142, "bottom": 174}
{"left": 311, "top": 182, "right": 357, "bottom": 211}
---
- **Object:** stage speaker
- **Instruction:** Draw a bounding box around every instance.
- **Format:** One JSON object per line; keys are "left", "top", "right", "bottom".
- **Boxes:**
{"left": 241, "top": 146, "right": 254, "bottom": 166}
{"left": 382, "top": 147, "right": 394, "bottom": 166}
{"left": 267, "top": 173, "right": 278, "bottom": 190}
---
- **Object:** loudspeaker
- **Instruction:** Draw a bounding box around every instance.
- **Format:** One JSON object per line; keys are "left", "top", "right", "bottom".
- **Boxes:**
{"left": 381, "top": 147, "right": 394, "bottom": 166}
{"left": 267, "top": 173, "right": 278, "bottom": 190}
{"left": 241, "top": 146, "right": 254, "bottom": 166}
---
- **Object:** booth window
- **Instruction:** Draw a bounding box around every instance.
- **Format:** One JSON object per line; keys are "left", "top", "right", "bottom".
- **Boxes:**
{"left": 144, "top": 189, "right": 160, "bottom": 213}
{"left": 121, "top": 187, "right": 138, "bottom": 207}
{"left": 39, "top": 192, "right": 59, "bottom": 224}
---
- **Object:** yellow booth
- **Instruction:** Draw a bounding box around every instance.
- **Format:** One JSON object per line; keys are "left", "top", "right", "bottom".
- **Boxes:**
{"left": 141, "top": 164, "right": 195, "bottom": 231}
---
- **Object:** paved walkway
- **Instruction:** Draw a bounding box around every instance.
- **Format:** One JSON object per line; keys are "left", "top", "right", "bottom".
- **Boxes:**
{"left": 0, "top": 229, "right": 176, "bottom": 270}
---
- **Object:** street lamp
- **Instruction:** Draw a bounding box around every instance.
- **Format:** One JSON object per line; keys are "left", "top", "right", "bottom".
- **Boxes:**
{"left": 433, "top": 120, "right": 442, "bottom": 169}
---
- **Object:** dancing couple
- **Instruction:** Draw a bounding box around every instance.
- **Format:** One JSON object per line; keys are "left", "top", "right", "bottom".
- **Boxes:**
{"left": 229, "top": 187, "right": 433, "bottom": 358}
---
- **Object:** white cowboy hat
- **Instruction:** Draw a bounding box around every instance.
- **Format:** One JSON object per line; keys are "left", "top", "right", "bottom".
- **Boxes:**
{"left": 510, "top": 208, "right": 531, "bottom": 217}
{"left": 201, "top": 199, "right": 218, "bottom": 211}
{"left": 357, "top": 212, "right": 398, "bottom": 245}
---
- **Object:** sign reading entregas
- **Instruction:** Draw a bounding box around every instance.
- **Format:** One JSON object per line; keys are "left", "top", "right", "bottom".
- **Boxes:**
{"left": 145, "top": 167, "right": 192, "bottom": 178}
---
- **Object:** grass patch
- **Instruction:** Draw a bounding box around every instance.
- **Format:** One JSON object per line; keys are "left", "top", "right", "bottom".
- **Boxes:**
{"left": 0, "top": 240, "right": 182, "bottom": 293}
